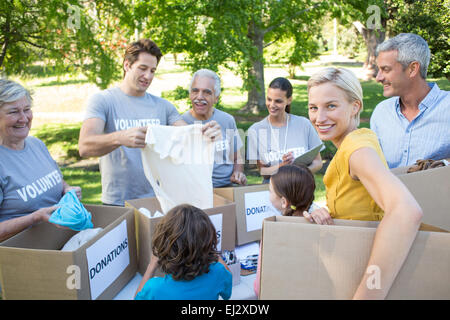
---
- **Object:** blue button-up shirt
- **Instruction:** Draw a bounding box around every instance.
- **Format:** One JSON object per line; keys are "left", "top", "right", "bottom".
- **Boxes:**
{"left": 370, "top": 83, "right": 450, "bottom": 168}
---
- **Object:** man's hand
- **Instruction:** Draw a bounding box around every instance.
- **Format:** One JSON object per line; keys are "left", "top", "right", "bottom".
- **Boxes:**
{"left": 119, "top": 126, "right": 148, "bottom": 148}
{"left": 230, "top": 171, "right": 247, "bottom": 185}
{"left": 202, "top": 120, "right": 222, "bottom": 141}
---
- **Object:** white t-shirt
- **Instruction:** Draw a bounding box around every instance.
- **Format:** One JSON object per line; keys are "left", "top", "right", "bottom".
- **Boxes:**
{"left": 247, "top": 114, "right": 322, "bottom": 166}
{"left": 141, "top": 124, "right": 215, "bottom": 213}
{"left": 182, "top": 108, "right": 243, "bottom": 187}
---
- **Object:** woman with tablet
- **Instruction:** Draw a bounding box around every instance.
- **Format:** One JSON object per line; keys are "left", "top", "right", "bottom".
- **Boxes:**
{"left": 247, "top": 77, "right": 323, "bottom": 183}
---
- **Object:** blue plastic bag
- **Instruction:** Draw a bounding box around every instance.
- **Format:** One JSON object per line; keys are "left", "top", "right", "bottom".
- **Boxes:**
{"left": 49, "top": 189, "right": 93, "bottom": 231}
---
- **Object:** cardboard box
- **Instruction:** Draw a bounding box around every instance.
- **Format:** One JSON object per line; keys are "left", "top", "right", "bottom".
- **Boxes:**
{"left": 391, "top": 164, "right": 450, "bottom": 230}
{"left": 0, "top": 205, "right": 137, "bottom": 300}
{"left": 228, "top": 259, "right": 241, "bottom": 287}
{"left": 214, "top": 184, "right": 280, "bottom": 246}
{"left": 125, "top": 194, "right": 236, "bottom": 275}
{"left": 259, "top": 216, "right": 450, "bottom": 299}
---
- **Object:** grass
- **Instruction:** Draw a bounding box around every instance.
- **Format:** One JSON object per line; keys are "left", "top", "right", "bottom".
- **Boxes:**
{"left": 31, "top": 123, "right": 82, "bottom": 163}
{"left": 61, "top": 168, "right": 102, "bottom": 204}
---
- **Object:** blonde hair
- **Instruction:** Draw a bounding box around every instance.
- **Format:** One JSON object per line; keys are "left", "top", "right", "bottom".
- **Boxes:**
{"left": 307, "top": 68, "right": 363, "bottom": 127}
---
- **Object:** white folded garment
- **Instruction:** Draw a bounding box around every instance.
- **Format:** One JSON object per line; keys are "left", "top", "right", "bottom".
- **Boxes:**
{"left": 141, "top": 124, "right": 215, "bottom": 213}
{"left": 139, "top": 207, "right": 152, "bottom": 218}
{"left": 61, "top": 228, "right": 103, "bottom": 251}
{"left": 139, "top": 207, "right": 164, "bottom": 219}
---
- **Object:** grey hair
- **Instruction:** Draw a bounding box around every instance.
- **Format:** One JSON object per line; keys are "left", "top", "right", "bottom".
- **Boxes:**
{"left": 189, "top": 69, "right": 221, "bottom": 98}
{"left": 307, "top": 68, "right": 363, "bottom": 127}
{"left": 0, "top": 78, "right": 33, "bottom": 108}
{"left": 376, "top": 33, "right": 430, "bottom": 79}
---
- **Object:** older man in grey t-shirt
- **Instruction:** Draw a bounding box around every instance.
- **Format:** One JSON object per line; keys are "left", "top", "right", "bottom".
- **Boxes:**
{"left": 182, "top": 69, "right": 247, "bottom": 187}
{"left": 79, "top": 39, "right": 221, "bottom": 206}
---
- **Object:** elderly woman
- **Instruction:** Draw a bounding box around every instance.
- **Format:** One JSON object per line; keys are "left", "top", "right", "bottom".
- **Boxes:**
{"left": 0, "top": 79, "right": 81, "bottom": 241}
{"left": 305, "top": 68, "right": 423, "bottom": 299}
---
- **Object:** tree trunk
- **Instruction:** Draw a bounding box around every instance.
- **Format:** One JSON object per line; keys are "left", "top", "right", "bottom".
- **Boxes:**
{"left": 362, "top": 28, "right": 385, "bottom": 80}
{"left": 0, "top": 12, "right": 10, "bottom": 70}
{"left": 353, "top": 20, "right": 386, "bottom": 80}
{"left": 0, "top": 39, "right": 8, "bottom": 69}
{"left": 241, "top": 20, "right": 266, "bottom": 114}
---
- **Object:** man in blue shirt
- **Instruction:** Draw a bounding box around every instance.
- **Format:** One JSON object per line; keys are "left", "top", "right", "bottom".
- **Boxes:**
{"left": 370, "top": 33, "right": 450, "bottom": 168}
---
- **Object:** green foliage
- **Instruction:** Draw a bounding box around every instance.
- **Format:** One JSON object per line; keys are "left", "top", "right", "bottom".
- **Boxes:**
{"left": 161, "top": 85, "right": 189, "bottom": 101}
{"left": 332, "top": 0, "right": 450, "bottom": 80}
{"left": 388, "top": 0, "right": 450, "bottom": 80}
{"left": 139, "top": 0, "right": 330, "bottom": 110}
{"left": 265, "top": 36, "right": 321, "bottom": 78}
{"left": 0, "top": 0, "right": 130, "bottom": 88}
{"left": 319, "top": 18, "right": 366, "bottom": 59}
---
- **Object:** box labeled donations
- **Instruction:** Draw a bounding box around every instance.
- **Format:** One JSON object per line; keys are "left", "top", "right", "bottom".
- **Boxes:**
{"left": 0, "top": 205, "right": 138, "bottom": 300}
{"left": 214, "top": 184, "right": 280, "bottom": 246}
{"left": 125, "top": 194, "right": 236, "bottom": 275}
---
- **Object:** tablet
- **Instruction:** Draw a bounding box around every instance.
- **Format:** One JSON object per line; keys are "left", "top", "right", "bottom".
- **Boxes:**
{"left": 293, "top": 143, "right": 323, "bottom": 166}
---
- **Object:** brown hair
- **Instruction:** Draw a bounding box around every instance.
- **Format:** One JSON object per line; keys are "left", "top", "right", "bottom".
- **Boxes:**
{"left": 268, "top": 77, "right": 293, "bottom": 113}
{"left": 152, "top": 204, "right": 218, "bottom": 281}
{"left": 122, "top": 39, "right": 163, "bottom": 76}
{"left": 270, "top": 164, "right": 315, "bottom": 216}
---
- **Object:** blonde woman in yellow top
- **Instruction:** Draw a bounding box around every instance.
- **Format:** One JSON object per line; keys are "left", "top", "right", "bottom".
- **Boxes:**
{"left": 305, "top": 67, "right": 422, "bottom": 300}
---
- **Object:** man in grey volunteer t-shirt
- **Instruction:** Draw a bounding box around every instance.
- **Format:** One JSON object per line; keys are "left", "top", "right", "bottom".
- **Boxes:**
{"left": 78, "top": 39, "right": 221, "bottom": 206}
{"left": 182, "top": 69, "right": 247, "bottom": 187}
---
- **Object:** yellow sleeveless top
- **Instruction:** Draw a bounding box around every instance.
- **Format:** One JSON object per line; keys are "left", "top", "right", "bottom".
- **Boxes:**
{"left": 324, "top": 128, "right": 387, "bottom": 221}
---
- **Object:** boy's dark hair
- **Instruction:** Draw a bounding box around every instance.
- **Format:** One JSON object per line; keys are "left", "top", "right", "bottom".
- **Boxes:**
{"left": 268, "top": 77, "right": 293, "bottom": 113}
{"left": 271, "top": 164, "right": 315, "bottom": 216}
{"left": 152, "top": 204, "right": 218, "bottom": 281}
{"left": 122, "top": 39, "right": 163, "bottom": 76}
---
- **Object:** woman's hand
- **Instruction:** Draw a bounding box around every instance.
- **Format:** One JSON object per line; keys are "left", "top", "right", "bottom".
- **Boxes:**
{"left": 63, "top": 185, "right": 82, "bottom": 201}
{"left": 303, "top": 207, "right": 334, "bottom": 225}
{"left": 281, "top": 151, "right": 294, "bottom": 166}
{"left": 32, "top": 205, "right": 59, "bottom": 224}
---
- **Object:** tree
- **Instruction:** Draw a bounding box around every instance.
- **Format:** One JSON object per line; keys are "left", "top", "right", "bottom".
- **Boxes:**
{"left": 0, "top": 0, "right": 131, "bottom": 88}
{"left": 137, "top": 0, "right": 328, "bottom": 113}
{"left": 330, "top": 0, "right": 388, "bottom": 80}
{"left": 334, "top": 0, "right": 450, "bottom": 80}
{"left": 265, "top": 36, "right": 321, "bottom": 79}
{"left": 388, "top": 0, "right": 450, "bottom": 80}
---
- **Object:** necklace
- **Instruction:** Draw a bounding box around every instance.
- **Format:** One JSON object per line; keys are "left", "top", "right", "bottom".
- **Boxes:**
{"left": 268, "top": 113, "right": 290, "bottom": 156}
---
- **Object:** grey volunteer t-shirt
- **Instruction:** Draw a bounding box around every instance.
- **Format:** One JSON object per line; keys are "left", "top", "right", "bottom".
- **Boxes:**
{"left": 0, "top": 136, "right": 64, "bottom": 222}
{"left": 182, "top": 108, "right": 243, "bottom": 187}
{"left": 247, "top": 114, "right": 322, "bottom": 166}
{"left": 84, "top": 87, "right": 182, "bottom": 205}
